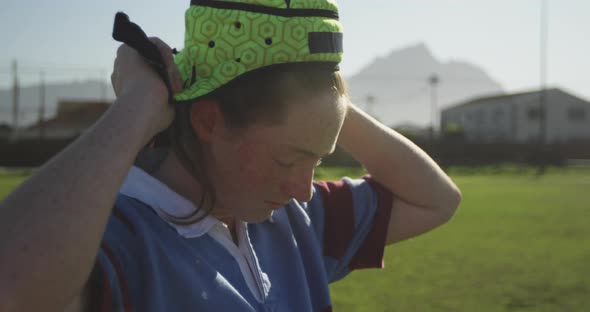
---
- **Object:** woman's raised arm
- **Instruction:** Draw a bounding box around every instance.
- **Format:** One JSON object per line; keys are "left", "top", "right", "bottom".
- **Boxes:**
{"left": 0, "top": 38, "right": 180, "bottom": 312}
{"left": 338, "top": 103, "right": 462, "bottom": 245}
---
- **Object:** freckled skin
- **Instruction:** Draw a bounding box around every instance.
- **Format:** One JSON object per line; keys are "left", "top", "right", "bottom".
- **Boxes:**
{"left": 279, "top": 182, "right": 290, "bottom": 197}
{"left": 207, "top": 90, "right": 347, "bottom": 223}
{"left": 236, "top": 142, "right": 268, "bottom": 183}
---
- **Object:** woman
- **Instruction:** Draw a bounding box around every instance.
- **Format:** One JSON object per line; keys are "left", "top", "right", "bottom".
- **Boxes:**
{"left": 0, "top": 1, "right": 461, "bottom": 311}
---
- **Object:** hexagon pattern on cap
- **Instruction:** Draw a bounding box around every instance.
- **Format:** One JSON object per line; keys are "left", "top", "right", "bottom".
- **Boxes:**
{"left": 173, "top": 0, "right": 343, "bottom": 102}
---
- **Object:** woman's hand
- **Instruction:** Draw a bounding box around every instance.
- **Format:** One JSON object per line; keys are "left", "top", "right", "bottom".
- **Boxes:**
{"left": 110, "top": 37, "right": 183, "bottom": 141}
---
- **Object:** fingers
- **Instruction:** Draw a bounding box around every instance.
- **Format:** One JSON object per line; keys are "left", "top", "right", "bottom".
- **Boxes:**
{"left": 111, "top": 55, "right": 119, "bottom": 96}
{"left": 149, "top": 37, "right": 173, "bottom": 67}
{"left": 168, "top": 65, "right": 183, "bottom": 93}
{"left": 110, "top": 71, "right": 117, "bottom": 96}
{"left": 111, "top": 38, "right": 183, "bottom": 99}
{"left": 149, "top": 37, "right": 183, "bottom": 93}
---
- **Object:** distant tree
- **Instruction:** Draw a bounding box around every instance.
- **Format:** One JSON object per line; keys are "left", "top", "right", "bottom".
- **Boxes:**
{"left": 441, "top": 123, "right": 464, "bottom": 141}
{"left": 393, "top": 127, "right": 418, "bottom": 141}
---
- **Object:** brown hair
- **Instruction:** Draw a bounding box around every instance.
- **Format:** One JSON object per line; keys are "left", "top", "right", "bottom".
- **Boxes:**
{"left": 137, "top": 63, "right": 348, "bottom": 225}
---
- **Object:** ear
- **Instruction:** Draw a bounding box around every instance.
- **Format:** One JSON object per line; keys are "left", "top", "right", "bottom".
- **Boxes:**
{"left": 189, "top": 99, "right": 223, "bottom": 143}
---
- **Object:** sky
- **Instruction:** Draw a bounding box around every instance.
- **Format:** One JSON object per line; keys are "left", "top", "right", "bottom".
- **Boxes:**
{"left": 1, "top": 0, "right": 589, "bottom": 101}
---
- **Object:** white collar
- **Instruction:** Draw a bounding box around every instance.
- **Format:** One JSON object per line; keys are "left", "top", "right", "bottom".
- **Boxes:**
{"left": 119, "top": 166, "right": 219, "bottom": 238}
{"left": 120, "top": 167, "right": 270, "bottom": 302}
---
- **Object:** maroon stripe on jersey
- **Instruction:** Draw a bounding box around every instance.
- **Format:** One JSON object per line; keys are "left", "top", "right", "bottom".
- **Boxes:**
{"left": 101, "top": 242, "right": 134, "bottom": 312}
{"left": 349, "top": 176, "right": 393, "bottom": 270}
{"left": 315, "top": 180, "right": 355, "bottom": 259}
{"left": 113, "top": 206, "right": 136, "bottom": 234}
{"left": 95, "top": 261, "right": 112, "bottom": 312}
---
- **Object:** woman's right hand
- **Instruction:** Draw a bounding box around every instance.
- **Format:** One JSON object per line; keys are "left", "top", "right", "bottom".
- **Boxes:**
{"left": 110, "top": 37, "right": 183, "bottom": 141}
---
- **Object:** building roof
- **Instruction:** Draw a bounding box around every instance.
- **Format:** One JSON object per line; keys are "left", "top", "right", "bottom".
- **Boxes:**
{"left": 28, "top": 100, "right": 110, "bottom": 131}
{"left": 443, "top": 88, "right": 590, "bottom": 112}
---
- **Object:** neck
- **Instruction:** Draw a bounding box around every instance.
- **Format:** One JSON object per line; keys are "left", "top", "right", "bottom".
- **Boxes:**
{"left": 152, "top": 149, "right": 202, "bottom": 206}
{"left": 152, "top": 149, "right": 236, "bottom": 225}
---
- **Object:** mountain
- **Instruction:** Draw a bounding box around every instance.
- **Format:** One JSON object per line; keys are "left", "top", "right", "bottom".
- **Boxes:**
{"left": 346, "top": 43, "right": 504, "bottom": 128}
{"left": 0, "top": 80, "right": 114, "bottom": 127}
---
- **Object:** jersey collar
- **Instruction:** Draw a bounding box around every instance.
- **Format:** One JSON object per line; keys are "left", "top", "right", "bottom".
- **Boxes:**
{"left": 119, "top": 166, "right": 218, "bottom": 238}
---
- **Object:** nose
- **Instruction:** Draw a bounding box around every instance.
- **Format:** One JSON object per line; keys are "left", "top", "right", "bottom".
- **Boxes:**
{"left": 281, "top": 168, "right": 314, "bottom": 202}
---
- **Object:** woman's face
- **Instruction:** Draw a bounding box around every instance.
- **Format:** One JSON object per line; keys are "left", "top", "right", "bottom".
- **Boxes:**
{"left": 208, "top": 90, "right": 347, "bottom": 223}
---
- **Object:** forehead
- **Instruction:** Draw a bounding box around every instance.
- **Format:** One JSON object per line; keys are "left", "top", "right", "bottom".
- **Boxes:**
{"left": 243, "top": 91, "right": 347, "bottom": 155}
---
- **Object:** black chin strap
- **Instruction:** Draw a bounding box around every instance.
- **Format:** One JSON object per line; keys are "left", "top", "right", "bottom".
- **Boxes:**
{"left": 112, "top": 12, "right": 174, "bottom": 104}
{"left": 112, "top": 12, "right": 175, "bottom": 147}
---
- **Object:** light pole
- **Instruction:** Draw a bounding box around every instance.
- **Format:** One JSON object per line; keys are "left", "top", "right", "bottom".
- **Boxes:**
{"left": 11, "top": 60, "right": 19, "bottom": 140}
{"left": 429, "top": 73, "right": 440, "bottom": 138}
{"left": 39, "top": 70, "right": 46, "bottom": 140}
{"left": 537, "top": 0, "right": 548, "bottom": 174}
{"left": 539, "top": 0, "right": 548, "bottom": 143}
{"left": 366, "top": 94, "right": 376, "bottom": 116}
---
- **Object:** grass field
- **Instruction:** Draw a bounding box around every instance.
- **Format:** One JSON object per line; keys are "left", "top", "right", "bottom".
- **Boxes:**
{"left": 1, "top": 167, "right": 589, "bottom": 311}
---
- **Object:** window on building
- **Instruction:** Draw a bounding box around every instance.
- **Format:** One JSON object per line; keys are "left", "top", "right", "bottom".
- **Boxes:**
{"left": 493, "top": 109, "right": 504, "bottom": 124}
{"left": 528, "top": 107, "right": 544, "bottom": 121}
{"left": 477, "top": 111, "right": 485, "bottom": 125}
{"left": 568, "top": 107, "right": 586, "bottom": 122}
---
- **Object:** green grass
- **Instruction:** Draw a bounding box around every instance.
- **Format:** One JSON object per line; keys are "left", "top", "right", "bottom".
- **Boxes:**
{"left": 0, "top": 169, "right": 29, "bottom": 199}
{"left": 327, "top": 168, "right": 590, "bottom": 312}
{"left": 1, "top": 167, "right": 589, "bottom": 311}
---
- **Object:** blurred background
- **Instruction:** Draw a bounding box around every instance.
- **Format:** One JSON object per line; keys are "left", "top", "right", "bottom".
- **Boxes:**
{"left": 1, "top": 0, "right": 589, "bottom": 311}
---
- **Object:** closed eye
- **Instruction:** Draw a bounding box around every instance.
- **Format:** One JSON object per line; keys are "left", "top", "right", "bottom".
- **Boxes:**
{"left": 274, "top": 156, "right": 323, "bottom": 169}
{"left": 274, "top": 158, "right": 295, "bottom": 168}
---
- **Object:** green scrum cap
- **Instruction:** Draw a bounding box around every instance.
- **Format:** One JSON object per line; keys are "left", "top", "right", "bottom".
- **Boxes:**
{"left": 173, "top": 0, "right": 344, "bottom": 102}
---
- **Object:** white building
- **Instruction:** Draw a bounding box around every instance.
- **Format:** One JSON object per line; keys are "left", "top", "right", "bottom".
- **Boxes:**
{"left": 441, "top": 88, "right": 590, "bottom": 143}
